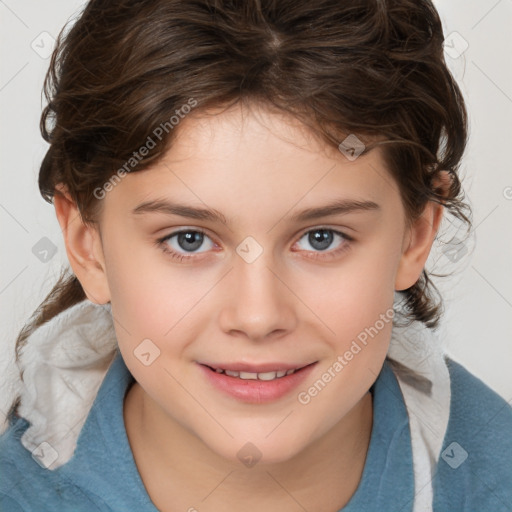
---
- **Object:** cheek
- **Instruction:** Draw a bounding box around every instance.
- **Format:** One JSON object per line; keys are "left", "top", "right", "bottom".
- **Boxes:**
{"left": 102, "top": 226, "right": 170, "bottom": 322}
{"left": 101, "top": 230, "right": 171, "bottom": 351}
{"left": 300, "top": 277, "right": 395, "bottom": 417}
{"left": 302, "top": 245, "right": 397, "bottom": 331}
{"left": 104, "top": 234, "right": 219, "bottom": 364}
{"left": 292, "top": 241, "right": 397, "bottom": 378}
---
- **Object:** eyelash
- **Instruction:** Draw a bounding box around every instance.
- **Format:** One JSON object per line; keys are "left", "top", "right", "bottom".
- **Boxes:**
{"left": 155, "top": 227, "right": 354, "bottom": 263}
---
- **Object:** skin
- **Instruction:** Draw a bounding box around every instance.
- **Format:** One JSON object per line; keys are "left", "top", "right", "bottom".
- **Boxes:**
{"left": 54, "top": 102, "right": 447, "bottom": 511}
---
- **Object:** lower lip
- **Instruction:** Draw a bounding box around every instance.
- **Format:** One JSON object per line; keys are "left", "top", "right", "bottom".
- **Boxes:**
{"left": 198, "top": 362, "right": 318, "bottom": 404}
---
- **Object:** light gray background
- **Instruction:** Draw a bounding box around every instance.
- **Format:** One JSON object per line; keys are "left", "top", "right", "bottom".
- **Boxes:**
{"left": 1, "top": 1, "right": 511, "bottom": 404}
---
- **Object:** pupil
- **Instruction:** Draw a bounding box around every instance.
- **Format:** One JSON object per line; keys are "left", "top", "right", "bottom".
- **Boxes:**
{"left": 309, "top": 230, "right": 332, "bottom": 251}
{"left": 178, "top": 231, "right": 203, "bottom": 251}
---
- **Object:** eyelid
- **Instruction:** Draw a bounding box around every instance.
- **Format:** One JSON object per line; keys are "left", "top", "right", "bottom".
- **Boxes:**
{"left": 158, "top": 225, "right": 352, "bottom": 246}
{"left": 294, "top": 224, "right": 354, "bottom": 242}
{"left": 158, "top": 227, "right": 217, "bottom": 248}
{"left": 156, "top": 225, "right": 354, "bottom": 262}
{"left": 290, "top": 226, "right": 353, "bottom": 258}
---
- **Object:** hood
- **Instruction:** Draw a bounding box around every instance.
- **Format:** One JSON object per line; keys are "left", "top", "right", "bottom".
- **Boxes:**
{"left": 1, "top": 293, "right": 451, "bottom": 512}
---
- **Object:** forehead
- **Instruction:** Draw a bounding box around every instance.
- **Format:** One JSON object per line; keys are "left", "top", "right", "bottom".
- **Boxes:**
{"left": 167, "top": 102, "right": 362, "bottom": 163}
{"left": 101, "top": 103, "right": 401, "bottom": 219}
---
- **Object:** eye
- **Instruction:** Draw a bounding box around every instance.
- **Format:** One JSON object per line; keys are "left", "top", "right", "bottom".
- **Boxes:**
{"left": 156, "top": 226, "right": 353, "bottom": 263}
{"left": 156, "top": 229, "right": 215, "bottom": 261}
{"left": 292, "top": 227, "right": 353, "bottom": 260}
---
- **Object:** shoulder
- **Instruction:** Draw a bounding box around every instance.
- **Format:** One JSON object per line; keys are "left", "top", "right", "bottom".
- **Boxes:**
{"left": 433, "top": 357, "right": 512, "bottom": 511}
{"left": 0, "top": 416, "right": 103, "bottom": 512}
{"left": 0, "top": 493, "right": 25, "bottom": 512}
{"left": 0, "top": 416, "right": 33, "bottom": 495}
{"left": 445, "top": 357, "right": 512, "bottom": 433}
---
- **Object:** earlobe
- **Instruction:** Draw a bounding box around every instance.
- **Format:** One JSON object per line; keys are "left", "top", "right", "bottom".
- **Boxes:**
{"left": 53, "top": 184, "right": 111, "bottom": 304}
{"left": 394, "top": 201, "right": 444, "bottom": 292}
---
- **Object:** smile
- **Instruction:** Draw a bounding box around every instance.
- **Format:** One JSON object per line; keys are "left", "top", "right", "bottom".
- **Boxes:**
{"left": 208, "top": 367, "right": 299, "bottom": 380}
{"left": 198, "top": 362, "right": 318, "bottom": 403}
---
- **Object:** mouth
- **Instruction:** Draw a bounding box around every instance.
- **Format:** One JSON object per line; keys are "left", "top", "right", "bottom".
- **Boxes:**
{"left": 202, "top": 363, "right": 313, "bottom": 381}
{"left": 197, "top": 361, "right": 318, "bottom": 403}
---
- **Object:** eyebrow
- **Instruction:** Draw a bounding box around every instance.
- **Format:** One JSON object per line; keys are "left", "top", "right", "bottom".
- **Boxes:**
{"left": 290, "top": 198, "right": 380, "bottom": 222}
{"left": 131, "top": 197, "right": 380, "bottom": 224}
{"left": 132, "top": 199, "right": 229, "bottom": 224}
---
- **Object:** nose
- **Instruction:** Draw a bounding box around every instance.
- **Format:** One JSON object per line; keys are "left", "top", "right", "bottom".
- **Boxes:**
{"left": 217, "top": 252, "right": 298, "bottom": 342}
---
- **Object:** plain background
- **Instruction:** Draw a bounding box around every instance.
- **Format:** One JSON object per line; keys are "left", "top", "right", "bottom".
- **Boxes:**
{"left": 0, "top": 1, "right": 511, "bottom": 408}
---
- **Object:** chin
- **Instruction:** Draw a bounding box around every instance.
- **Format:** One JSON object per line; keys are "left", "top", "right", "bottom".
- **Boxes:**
{"left": 206, "top": 433, "right": 309, "bottom": 468}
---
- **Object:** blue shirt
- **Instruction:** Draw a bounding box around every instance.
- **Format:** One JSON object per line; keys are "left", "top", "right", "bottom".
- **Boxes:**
{"left": 1, "top": 348, "right": 511, "bottom": 511}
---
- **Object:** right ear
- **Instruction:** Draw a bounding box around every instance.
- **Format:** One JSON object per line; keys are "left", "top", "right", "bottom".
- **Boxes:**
{"left": 53, "top": 184, "right": 111, "bottom": 305}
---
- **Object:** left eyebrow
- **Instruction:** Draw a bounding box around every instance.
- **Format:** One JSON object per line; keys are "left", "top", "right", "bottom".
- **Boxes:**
{"left": 289, "top": 198, "right": 381, "bottom": 222}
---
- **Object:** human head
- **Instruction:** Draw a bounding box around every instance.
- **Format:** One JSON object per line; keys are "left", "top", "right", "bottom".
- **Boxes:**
{"left": 52, "top": 96, "right": 451, "bottom": 462}
{"left": 12, "top": 0, "right": 471, "bottom": 459}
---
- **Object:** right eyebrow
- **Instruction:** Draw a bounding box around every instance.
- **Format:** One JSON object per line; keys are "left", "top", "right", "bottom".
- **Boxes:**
{"left": 131, "top": 199, "right": 228, "bottom": 224}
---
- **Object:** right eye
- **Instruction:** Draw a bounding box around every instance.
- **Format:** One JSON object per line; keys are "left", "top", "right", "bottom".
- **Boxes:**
{"left": 156, "top": 228, "right": 216, "bottom": 261}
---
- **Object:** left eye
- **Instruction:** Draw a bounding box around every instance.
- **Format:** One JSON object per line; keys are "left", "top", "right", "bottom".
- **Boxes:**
{"left": 294, "top": 228, "right": 349, "bottom": 253}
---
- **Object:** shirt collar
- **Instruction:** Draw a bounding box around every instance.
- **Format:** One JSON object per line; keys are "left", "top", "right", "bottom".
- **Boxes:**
{"left": 59, "top": 348, "right": 159, "bottom": 510}
{"left": 59, "top": 349, "right": 414, "bottom": 511}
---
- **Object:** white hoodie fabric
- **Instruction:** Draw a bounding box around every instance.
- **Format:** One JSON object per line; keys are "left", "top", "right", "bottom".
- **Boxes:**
{"left": 0, "top": 294, "right": 451, "bottom": 512}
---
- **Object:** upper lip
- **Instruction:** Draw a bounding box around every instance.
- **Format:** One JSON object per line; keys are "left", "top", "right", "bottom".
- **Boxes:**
{"left": 199, "top": 361, "right": 316, "bottom": 373}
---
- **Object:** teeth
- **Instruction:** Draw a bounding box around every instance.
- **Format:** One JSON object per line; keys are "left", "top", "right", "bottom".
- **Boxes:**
{"left": 239, "top": 371, "right": 258, "bottom": 379}
{"left": 215, "top": 368, "right": 298, "bottom": 380}
{"left": 257, "top": 371, "right": 280, "bottom": 381}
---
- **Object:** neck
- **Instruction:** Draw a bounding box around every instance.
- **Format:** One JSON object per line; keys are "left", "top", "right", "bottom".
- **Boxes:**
{"left": 124, "top": 382, "right": 373, "bottom": 512}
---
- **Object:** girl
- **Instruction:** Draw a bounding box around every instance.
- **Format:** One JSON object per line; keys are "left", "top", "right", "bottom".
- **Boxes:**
{"left": 1, "top": 1, "right": 511, "bottom": 511}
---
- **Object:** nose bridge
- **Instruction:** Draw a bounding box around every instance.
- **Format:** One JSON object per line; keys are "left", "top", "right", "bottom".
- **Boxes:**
{"left": 218, "top": 241, "right": 296, "bottom": 340}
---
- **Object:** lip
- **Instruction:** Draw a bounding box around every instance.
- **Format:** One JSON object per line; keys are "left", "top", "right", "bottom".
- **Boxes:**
{"left": 197, "top": 361, "right": 318, "bottom": 404}
{"left": 198, "top": 361, "right": 311, "bottom": 373}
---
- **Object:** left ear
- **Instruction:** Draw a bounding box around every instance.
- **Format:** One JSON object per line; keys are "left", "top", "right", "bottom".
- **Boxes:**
{"left": 394, "top": 171, "right": 451, "bottom": 291}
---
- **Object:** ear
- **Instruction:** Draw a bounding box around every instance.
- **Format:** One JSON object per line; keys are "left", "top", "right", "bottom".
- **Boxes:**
{"left": 53, "top": 184, "right": 111, "bottom": 304}
{"left": 394, "top": 171, "right": 451, "bottom": 291}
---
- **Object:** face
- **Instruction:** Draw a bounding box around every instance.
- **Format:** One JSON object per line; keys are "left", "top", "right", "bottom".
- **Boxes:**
{"left": 90, "top": 103, "right": 411, "bottom": 464}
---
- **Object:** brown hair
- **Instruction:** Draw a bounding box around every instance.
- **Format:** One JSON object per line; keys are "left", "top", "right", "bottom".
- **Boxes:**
{"left": 9, "top": 0, "right": 471, "bottom": 418}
